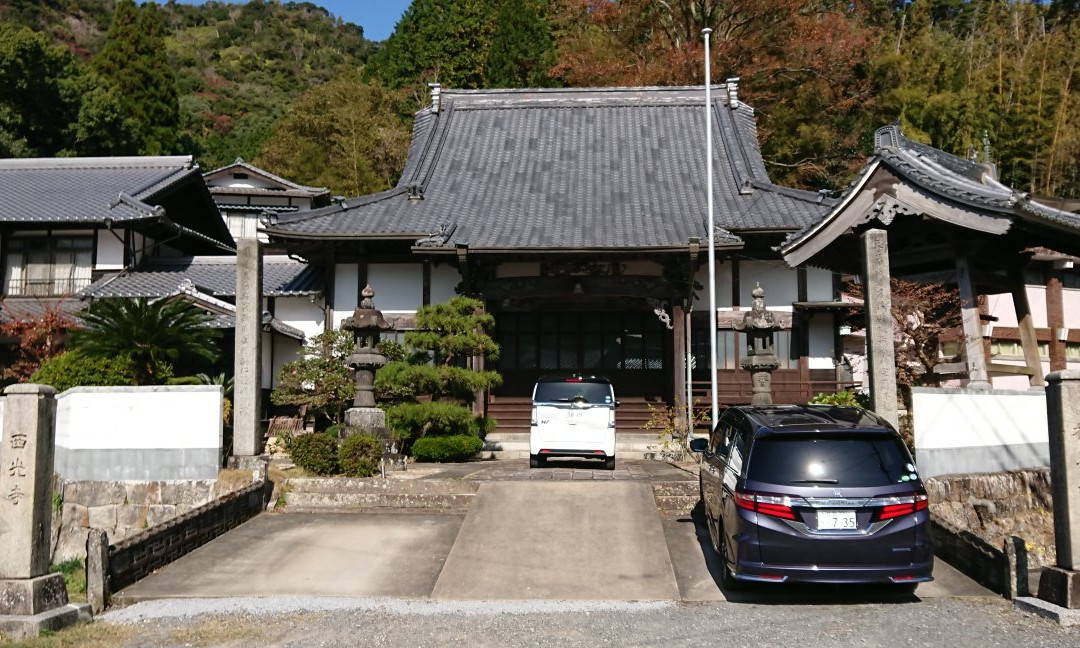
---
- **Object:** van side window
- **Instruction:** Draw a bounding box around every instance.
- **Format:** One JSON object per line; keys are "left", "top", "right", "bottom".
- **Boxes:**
{"left": 710, "top": 411, "right": 734, "bottom": 455}
{"left": 726, "top": 416, "right": 752, "bottom": 477}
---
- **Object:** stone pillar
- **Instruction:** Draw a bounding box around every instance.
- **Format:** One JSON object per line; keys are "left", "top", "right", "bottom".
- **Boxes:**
{"left": 234, "top": 237, "right": 264, "bottom": 456}
{"left": 0, "top": 384, "right": 90, "bottom": 639}
{"left": 1039, "top": 370, "right": 1080, "bottom": 608}
{"left": 955, "top": 256, "right": 991, "bottom": 389}
{"left": 860, "top": 229, "right": 899, "bottom": 429}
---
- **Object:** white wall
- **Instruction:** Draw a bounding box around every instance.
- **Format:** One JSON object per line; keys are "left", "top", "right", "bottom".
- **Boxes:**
{"left": 367, "top": 263, "right": 423, "bottom": 315}
{"left": 332, "top": 262, "right": 360, "bottom": 328}
{"left": 806, "top": 266, "right": 834, "bottom": 301}
{"left": 50, "top": 386, "right": 223, "bottom": 480}
{"left": 694, "top": 261, "right": 733, "bottom": 309}
{"left": 431, "top": 263, "right": 461, "bottom": 304}
{"left": 96, "top": 230, "right": 125, "bottom": 270}
{"left": 807, "top": 316, "right": 836, "bottom": 369}
{"left": 738, "top": 260, "right": 798, "bottom": 311}
{"left": 912, "top": 387, "right": 1049, "bottom": 478}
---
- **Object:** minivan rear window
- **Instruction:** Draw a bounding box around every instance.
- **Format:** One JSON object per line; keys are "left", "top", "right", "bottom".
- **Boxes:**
{"left": 533, "top": 381, "right": 613, "bottom": 405}
{"left": 745, "top": 434, "right": 917, "bottom": 487}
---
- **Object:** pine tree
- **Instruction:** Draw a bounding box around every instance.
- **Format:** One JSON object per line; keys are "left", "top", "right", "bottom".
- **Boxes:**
{"left": 92, "top": 0, "right": 180, "bottom": 155}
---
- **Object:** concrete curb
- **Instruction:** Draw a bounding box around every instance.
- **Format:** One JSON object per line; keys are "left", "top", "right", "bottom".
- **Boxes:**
{"left": 1013, "top": 596, "right": 1080, "bottom": 626}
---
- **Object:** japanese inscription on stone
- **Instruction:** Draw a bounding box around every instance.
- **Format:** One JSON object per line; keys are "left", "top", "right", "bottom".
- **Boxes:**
{"left": 5, "top": 428, "right": 29, "bottom": 505}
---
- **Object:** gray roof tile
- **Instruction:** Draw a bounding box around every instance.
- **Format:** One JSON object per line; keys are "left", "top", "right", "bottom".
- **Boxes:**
{"left": 264, "top": 86, "right": 834, "bottom": 250}
{"left": 81, "top": 255, "right": 322, "bottom": 299}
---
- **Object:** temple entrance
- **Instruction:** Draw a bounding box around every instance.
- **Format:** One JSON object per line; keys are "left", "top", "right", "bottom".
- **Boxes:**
{"left": 492, "top": 310, "right": 671, "bottom": 398}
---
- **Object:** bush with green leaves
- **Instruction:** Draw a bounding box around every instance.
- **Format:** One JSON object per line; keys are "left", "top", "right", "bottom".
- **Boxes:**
{"left": 30, "top": 351, "right": 146, "bottom": 392}
{"left": 338, "top": 432, "right": 383, "bottom": 477}
{"left": 386, "top": 401, "right": 475, "bottom": 442}
{"left": 272, "top": 328, "right": 355, "bottom": 426}
{"left": 808, "top": 390, "right": 871, "bottom": 408}
{"left": 286, "top": 432, "right": 339, "bottom": 476}
{"left": 410, "top": 434, "right": 484, "bottom": 463}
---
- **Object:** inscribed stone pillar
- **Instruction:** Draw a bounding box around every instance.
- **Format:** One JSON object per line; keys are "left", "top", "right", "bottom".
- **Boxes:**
{"left": 234, "top": 237, "right": 264, "bottom": 456}
{"left": 0, "top": 384, "right": 90, "bottom": 639}
{"left": 860, "top": 229, "right": 899, "bottom": 429}
{"left": 1040, "top": 371, "right": 1080, "bottom": 609}
{"left": 955, "top": 256, "right": 990, "bottom": 389}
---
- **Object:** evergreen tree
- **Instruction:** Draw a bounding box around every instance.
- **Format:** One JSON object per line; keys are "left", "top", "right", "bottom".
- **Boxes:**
{"left": 92, "top": 0, "right": 180, "bottom": 155}
{"left": 484, "top": 0, "right": 558, "bottom": 88}
{"left": 369, "top": 0, "right": 499, "bottom": 89}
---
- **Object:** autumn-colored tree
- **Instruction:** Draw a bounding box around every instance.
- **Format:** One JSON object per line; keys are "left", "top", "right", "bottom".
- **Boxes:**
{"left": 257, "top": 74, "right": 413, "bottom": 197}
{"left": 0, "top": 301, "right": 77, "bottom": 385}
{"left": 847, "top": 277, "right": 964, "bottom": 388}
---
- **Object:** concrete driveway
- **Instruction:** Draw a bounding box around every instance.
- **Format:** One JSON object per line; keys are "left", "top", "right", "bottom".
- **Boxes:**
{"left": 115, "top": 467, "right": 994, "bottom": 603}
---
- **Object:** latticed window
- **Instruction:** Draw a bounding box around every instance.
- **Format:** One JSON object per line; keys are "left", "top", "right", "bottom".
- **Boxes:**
{"left": 3, "top": 235, "right": 93, "bottom": 297}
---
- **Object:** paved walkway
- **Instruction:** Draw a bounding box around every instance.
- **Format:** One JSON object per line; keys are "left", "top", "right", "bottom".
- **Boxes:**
{"left": 116, "top": 459, "right": 992, "bottom": 603}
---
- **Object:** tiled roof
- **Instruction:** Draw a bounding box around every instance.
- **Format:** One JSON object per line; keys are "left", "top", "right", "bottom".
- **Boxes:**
{"left": 0, "top": 297, "right": 87, "bottom": 323}
{"left": 781, "top": 125, "right": 1080, "bottom": 255}
{"left": 203, "top": 159, "right": 330, "bottom": 196}
{"left": 263, "top": 85, "right": 835, "bottom": 250}
{"left": 0, "top": 156, "right": 197, "bottom": 224}
{"left": 81, "top": 255, "right": 322, "bottom": 299}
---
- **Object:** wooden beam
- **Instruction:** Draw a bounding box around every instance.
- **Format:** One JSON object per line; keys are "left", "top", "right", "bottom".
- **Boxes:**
{"left": 1009, "top": 268, "right": 1044, "bottom": 386}
{"left": 987, "top": 363, "right": 1037, "bottom": 376}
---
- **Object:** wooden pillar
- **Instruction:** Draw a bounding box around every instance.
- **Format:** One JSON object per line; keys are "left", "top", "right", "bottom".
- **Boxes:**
{"left": 673, "top": 304, "right": 687, "bottom": 422}
{"left": 1048, "top": 270, "right": 1066, "bottom": 372}
{"left": 1010, "top": 268, "right": 1045, "bottom": 386}
{"left": 955, "top": 256, "right": 991, "bottom": 389}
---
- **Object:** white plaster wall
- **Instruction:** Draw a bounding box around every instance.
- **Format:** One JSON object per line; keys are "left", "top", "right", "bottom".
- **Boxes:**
{"left": 269, "top": 335, "right": 303, "bottom": 388}
{"left": 913, "top": 389, "right": 1048, "bottom": 449}
{"left": 54, "top": 386, "right": 223, "bottom": 450}
{"left": 806, "top": 267, "right": 835, "bottom": 301}
{"left": 275, "top": 296, "right": 323, "bottom": 343}
{"left": 332, "top": 262, "right": 359, "bottom": 328}
{"left": 1064, "top": 287, "right": 1080, "bottom": 325}
{"left": 95, "top": 231, "right": 125, "bottom": 270}
{"left": 430, "top": 264, "right": 461, "bottom": 304}
{"left": 738, "top": 260, "right": 798, "bottom": 311}
{"left": 368, "top": 263, "right": 423, "bottom": 315}
{"left": 807, "top": 317, "right": 835, "bottom": 370}
{"left": 694, "top": 261, "right": 733, "bottom": 309}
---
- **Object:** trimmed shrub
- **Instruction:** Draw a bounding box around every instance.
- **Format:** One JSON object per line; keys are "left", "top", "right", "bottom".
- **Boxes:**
{"left": 339, "top": 432, "right": 382, "bottom": 477}
{"left": 287, "top": 432, "right": 339, "bottom": 476}
{"left": 410, "top": 434, "right": 484, "bottom": 463}
{"left": 808, "top": 390, "right": 870, "bottom": 408}
{"left": 386, "top": 401, "right": 475, "bottom": 442}
{"left": 30, "top": 351, "right": 139, "bottom": 392}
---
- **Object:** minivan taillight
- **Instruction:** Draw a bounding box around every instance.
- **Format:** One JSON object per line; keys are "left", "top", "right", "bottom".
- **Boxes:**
{"left": 877, "top": 493, "right": 928, "bottom": 521}
{"left": 531, "top": 406, "right": 537, "bottom": 426}
{"left": 734, "top": 491, "right": 796, "bottom": 520}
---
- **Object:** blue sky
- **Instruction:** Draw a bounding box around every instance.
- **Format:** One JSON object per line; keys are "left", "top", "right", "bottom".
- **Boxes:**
{"left": 176, "top": 1, "right": 413, "bottom": 41}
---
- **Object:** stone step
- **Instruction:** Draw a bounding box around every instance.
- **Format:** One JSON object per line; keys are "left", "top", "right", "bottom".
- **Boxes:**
{"left": 480, "top": 432, "right": 686, "bottom": 460}
{"left": 651, "top": 481, "right": 701, "bottom": 513}
{"left": 280, "top": 477, "right": 480, "bottom": 512}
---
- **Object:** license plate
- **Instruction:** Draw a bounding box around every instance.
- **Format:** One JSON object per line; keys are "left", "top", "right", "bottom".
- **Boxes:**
{"left": 817, "top": 510, "right": 857, "bottom": 530}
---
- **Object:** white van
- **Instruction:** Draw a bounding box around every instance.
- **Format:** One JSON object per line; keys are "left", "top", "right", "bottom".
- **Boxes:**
{"left": 529, "top": 375, "right": 618, "bottom": 469}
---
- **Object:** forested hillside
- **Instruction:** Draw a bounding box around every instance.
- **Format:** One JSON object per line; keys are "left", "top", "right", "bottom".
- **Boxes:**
{"left": 1, "top": 0, "right": 1078, "bottom": 201}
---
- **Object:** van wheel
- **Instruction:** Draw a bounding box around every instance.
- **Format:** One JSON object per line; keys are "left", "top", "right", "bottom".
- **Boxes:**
{"left": 718, "top": 520, "right": 745, "bottom": 592}
{"left": 604, "top": 456, "right": 615, "bottom": 470}
{"left": 530, "top": 454, "right": 544, "bottom": 468}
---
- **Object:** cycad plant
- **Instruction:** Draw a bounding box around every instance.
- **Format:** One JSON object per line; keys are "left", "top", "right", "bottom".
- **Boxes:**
{"left": 68, "top": 297, "right": 221, "bottom": 385}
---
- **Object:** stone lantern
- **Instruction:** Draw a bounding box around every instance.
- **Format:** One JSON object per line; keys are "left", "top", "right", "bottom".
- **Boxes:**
{"left": 341, "top": 285, "right": 394, "bottom": 431}
{"left": 733, "top": 283, "right": 781, "bottom": 406}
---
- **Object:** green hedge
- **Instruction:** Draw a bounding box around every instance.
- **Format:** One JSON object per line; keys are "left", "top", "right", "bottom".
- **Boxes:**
{"left": 411, "top": 434, "right": 484, "bottom": 463}
{"left": 287, "top": 432, "right": 339, "bottom": 476}
{"left": 30, "top": 351, "right": 140, "bottom": 392}
{"left": 339, "top": 432, "right": 382, "bottom": 477}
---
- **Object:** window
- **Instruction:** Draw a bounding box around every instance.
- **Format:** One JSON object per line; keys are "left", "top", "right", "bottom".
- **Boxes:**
{"left": 745, "top": 433, "right": 914, "bottom": 487}
{"left": 496, "top": 311, "right": 666, "bottom": 373}
{"left": 3, "top": 235, "right": 93, "bottom": 297}
{"left": 990, "top": 340, "right": 1049, "bottom": 358}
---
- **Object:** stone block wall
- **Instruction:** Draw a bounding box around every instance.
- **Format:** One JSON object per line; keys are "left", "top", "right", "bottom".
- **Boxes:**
{"left": 50, "top": 476, "right": 249, "bottom": 564}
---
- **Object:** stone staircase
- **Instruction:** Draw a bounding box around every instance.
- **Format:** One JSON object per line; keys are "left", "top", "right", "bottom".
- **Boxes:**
{"left": 279, "top": 477, "right": 480, "bottom": 512}
{"left": 483, "top": 396, "right": 672, "bottom": 460}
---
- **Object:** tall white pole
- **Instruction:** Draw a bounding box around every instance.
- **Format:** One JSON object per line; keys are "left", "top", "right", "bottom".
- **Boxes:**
{"left": 703, "top": 28, "right": 719, "bottom": 428}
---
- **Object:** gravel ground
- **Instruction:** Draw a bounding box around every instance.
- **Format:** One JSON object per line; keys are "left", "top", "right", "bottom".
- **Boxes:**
{"left": 96, "top": 596, "right": 1080, "bottom": 648}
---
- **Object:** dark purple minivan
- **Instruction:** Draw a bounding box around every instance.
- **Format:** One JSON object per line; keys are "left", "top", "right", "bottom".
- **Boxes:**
{"left": 690, "top": 405, "right": 933, "bottom": 591}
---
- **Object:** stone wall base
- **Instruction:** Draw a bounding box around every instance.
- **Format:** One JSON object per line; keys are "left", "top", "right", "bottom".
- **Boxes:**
{"left": 0, "top": 603, "right": 91, "bottom": 640}
{"left": 1038, "top": 566, "right": 1080, "bottom": 609}
{"left": 0, "top": 573, "right": 90, "bottom": 640}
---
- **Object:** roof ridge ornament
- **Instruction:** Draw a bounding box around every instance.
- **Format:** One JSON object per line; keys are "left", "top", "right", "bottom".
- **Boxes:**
{"left": 726, "top": 77, "right": 740, "bottom": 109}
{"left": 429, "top": 83, "right": 441, "bottom": 113}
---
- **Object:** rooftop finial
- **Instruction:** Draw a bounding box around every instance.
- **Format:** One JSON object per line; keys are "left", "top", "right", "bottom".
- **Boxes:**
{"left": 429, "top": 83, "right": 441, "bottom": 113}
{"left": 726, "top": 77, "right": 740, "bottom": 109}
